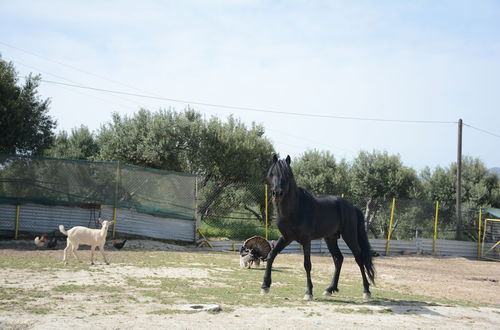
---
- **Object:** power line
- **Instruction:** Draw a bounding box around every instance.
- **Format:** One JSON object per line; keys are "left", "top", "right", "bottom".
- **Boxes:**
{"left": 0, "top": 40, "right": 158, "bottom": 97}
{"left": 12, "top": 59, "right": 148, "bottom": 110}
{"left": 463, "top": 123, "right": 500, "bottom": 139}
{"left": 39, "top": 78, "right": 457, "bottom": 124}
{"left": 2, "top": 41, "right": 459, "bottom": 125}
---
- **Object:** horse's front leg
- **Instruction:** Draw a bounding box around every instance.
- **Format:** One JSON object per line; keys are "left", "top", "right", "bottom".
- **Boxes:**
{"left": 261, "top": 236, "right": 291, "bottom": 295}
{"left": 302, "top": 240, "right": 314, "bottom": 300}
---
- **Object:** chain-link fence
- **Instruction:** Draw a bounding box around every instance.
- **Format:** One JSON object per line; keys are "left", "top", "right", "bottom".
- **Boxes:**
{"left": 197, "top": 180, "right": 280, "bottom": 240}
{"left": 197, "top": 182, "right": 486, "bottom": 244}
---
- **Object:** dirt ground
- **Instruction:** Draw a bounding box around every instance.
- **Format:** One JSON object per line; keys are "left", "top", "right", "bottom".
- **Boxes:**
{"left": 0, "top": 239, "right": 499, "bottom": 329}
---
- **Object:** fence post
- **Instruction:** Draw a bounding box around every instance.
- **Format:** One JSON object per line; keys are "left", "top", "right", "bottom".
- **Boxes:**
{"left": 477, "top": 208, "right": 482, "bottom": 259}
{"left": 14, "top": 204, "right": 21, "bottom": 239}
{"left": 433, "top": 201, "right": 439, "bottom": 255}
{"left": 385, "top": 198, "right": 396, "bottom": 256}
{"left": 265, "top": 184, "right": 269, "bottom": 241}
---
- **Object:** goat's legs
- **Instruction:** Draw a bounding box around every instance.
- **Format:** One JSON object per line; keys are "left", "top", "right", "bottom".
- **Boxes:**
{"left": 90, "top": 245, "right": 96, "bottom": 265}
{"left": 71, "top": 243, "right": 82, "bottom": 263}
{"left": 62, "top": 240, "right": 71, "bottom": 264}
{"left": 98, "top": 246, "right": 110, "bottom": 265}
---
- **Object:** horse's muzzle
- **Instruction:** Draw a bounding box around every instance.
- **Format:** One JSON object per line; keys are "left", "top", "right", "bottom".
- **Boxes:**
{"left": 272, "top": 190, "right": 284, "bottom": 203}
{"left": 272, "top": 190, "right": 283, "bottom": 198}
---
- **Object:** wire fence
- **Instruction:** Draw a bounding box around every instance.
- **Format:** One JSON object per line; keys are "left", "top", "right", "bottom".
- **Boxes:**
{"left": 0, "top": 154, "right": 494, "bottom": 249}
{"left": 197, "top": 181, "right": 486, "bottom": 244}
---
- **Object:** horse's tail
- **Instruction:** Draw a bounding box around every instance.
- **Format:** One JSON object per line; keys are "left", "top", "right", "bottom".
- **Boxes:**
{"left": 356, "top": 208, "right": 375, "bottom": 284}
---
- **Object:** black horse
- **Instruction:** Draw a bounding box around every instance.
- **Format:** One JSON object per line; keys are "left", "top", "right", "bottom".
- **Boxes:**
{"left": 261, "top": 155, "right": 375, "bottom": 300}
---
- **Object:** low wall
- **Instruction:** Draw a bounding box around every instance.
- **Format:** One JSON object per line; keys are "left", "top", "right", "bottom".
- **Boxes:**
{"left": 210, "top": 237, "right": 486, "bottom": 259}
{"left": 0, "top": 203, "right": 195, "bottom": 242}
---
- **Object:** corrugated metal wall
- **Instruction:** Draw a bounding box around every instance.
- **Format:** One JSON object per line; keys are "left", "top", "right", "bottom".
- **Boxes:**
{"left": 0, "top": 202, "right": 492, "bottom": 257}
{"left": 210, "top": 237, "right": 482, "bottom": 258}
{"left": 0, "top": 205, "right": 16, "bottom": 232}
{"left": 0, "top": 203, "right": 195, "bottom": 242}
{"left": 101, "top": 205, "right": 195, "bottom": 242}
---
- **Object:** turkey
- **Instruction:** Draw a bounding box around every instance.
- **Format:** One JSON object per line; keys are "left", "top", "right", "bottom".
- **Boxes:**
{"left": 239, "top": 236, "right": 273, "bottom": 269}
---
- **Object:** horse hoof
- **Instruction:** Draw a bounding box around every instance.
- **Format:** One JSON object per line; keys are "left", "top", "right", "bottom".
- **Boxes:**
{"left": 363, "top": 292, "right": 371, "bottom": 300}
{"left": 303, "top": 294, "right": 313, "bottom": 301}
{"left": 323, "top": 291, "right": 332, "bottom": 297}
{"left": 260, "top": 288, "right": 270, "bottom": 295}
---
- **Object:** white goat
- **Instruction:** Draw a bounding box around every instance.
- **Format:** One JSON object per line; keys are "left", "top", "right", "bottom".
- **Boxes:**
{"left": 59, "top": 218, "right": 115, "bottom": 265}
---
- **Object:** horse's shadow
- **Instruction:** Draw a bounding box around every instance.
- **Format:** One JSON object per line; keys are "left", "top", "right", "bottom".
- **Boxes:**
{"left": 245, "top": 266, "right": 292, "bottom": 272}
{"left": 314, "top": 297, "right": 443, "bottom": 316}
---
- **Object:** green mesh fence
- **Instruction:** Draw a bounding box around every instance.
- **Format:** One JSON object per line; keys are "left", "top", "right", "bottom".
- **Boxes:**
{"left": 0, "top": 153, "right": 196, "bottom": 220}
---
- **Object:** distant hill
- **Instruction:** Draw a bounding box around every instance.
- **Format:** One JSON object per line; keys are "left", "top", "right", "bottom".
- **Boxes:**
{"left": 490, "top": 167, "right": 500, "bottom": 176}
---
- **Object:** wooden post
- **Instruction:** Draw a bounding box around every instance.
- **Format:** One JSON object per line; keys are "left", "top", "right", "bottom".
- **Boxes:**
{"left": 197, "top": 228, "right": 213, "bottom": 248}
{"left": 456, "top": 119, "right": 463, "bottom": 240}
{"left": 433, "top": 201, "right": 439, "bottom": 254}
{"left": 385, "top": 198, "right": 396, "bottom": 256}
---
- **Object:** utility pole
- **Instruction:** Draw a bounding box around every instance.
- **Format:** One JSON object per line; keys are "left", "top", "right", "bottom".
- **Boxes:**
{"left": 456, "top": 119, "right": 463, "bottom": 240}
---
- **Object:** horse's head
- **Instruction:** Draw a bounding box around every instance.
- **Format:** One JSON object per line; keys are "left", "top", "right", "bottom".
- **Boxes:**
{"left": 267, "top": 154, "right": 296, "bottom": 203}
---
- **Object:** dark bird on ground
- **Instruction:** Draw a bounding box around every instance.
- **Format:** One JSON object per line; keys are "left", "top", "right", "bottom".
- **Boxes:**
{"left": 112, "top": 239, "right": 127, "bottom": 250}
{"left": 47, "top": 236, "right": 58, "bottom": 249}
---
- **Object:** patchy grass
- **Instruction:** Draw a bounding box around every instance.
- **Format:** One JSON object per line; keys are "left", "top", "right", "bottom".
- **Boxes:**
{"left": 0, "top": 249, "right": 492, "bottom": 318}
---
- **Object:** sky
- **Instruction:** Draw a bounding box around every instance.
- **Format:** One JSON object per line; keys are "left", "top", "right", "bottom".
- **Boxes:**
{"left": 1, "top": 0, "right": 499, "bottom": 171}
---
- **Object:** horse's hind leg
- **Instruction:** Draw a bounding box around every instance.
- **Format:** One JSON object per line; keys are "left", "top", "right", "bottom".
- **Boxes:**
{"left": 323, "top": 236, "right": 343, "bottom": 296}
{"left": 302, "top": 240, "right": 314, "bottom": 301}
{"left": 344, "top": 240, "right": 371, "bottom": 299}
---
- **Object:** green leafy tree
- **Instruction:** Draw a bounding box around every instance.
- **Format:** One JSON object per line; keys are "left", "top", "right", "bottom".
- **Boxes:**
{"left": 96, "top": 108, "right": 204, "bottom": 171}
{"left": 45, "top": 125, "right": 98, "bottom": 160}
{"left": 349, "top": 150, "right": 419, "bottom": 237}
{"left": 421, "top": 157, "right": 500, "bottom": 238}
{"left": 95, "top": 108, "right": 274, "bottom": 220}
{"left": 293, "top": 150, "right": 350, "bottom": 196}
{"left": 0, "top": 55, "right": 56, "bottom": 154}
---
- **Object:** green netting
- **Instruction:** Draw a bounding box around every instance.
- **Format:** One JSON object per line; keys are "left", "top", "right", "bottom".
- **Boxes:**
{"left": 0, "top": 153, "right": 196, "bottom": 220}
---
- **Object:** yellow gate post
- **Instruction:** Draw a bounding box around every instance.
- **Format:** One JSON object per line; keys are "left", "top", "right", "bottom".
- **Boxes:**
{"left": 14, "top": 205, "right": 21, "bottom": 240}
{"left": 265, "top": 184, "right": 269, "bottom": 241}
{"left": 433, "top": 201, "right": 439, "bottom": 255}
{"left": 477, "top": 208, "right": 482, "bottom": 259}
{"left": 385, "top": 198, "right": 396, "bottom": 256}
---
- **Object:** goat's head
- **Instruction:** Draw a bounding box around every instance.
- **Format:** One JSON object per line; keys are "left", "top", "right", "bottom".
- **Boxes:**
{"left": 98, "top": 218, "right": 115, "bottom": 229}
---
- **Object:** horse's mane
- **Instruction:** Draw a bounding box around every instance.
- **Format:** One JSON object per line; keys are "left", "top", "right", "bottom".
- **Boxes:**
{"left": 268, "top": 159, "right": 294, "bottom": 182}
